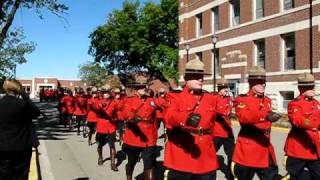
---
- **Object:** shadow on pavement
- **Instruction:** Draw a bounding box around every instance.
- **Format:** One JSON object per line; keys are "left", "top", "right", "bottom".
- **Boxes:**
{"left": 33, "top": 102, "right": 73, "bottom": 140}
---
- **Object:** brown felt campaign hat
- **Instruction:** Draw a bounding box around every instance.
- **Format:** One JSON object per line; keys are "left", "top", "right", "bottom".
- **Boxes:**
{"left": 297, "top": 73, "right": 315, "bottom": 86}
{"left": 248, "top": 66, "right": 266, "bottom": 80}
{"left": 184, "top": 58, "right": 211, "bottom": 75}
{"left": 217, "top": 77, "right": 229, "bottom": 87}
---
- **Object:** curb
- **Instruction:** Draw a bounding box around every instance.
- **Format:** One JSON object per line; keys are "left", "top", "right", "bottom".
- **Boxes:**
{"left": 29, "top": 148, "right": 42, "bottom": 180}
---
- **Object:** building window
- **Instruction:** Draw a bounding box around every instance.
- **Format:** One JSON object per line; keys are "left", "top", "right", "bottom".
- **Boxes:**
{"left": 212, "top": 49, "right": 220, "bottom": 75}
{"left": 230, "top": 0, "right": 240, "bottom": 26}
{"left": 255, "top": 0, "right": 264, "bottom": 19}
{"left": 212, "top": 7, "right": 220, "bottom": 32}
{"left": 280, "top": 91, "right": 294, "bottom": 110}
{"left": 196, "top": 13, "right": 203, "bottom": 37}
{"left": 196, "top": 52, "right": 203, "bottom": 61}
{"left": 254, "top": 39, "right": 265, "bottom": 69}
{"left": 282, "top": 33, "right": 295, "bottom": 71}
{"left": 283, "top": 0, "right": 294, "bottom": 10}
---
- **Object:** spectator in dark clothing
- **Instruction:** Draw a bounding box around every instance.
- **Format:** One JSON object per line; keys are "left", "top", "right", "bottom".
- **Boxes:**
{"left": 0, "top": 79, "right": 40, "bottom": 180}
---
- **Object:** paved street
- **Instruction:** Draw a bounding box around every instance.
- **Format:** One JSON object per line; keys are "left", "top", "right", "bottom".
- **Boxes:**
{"left": 34, "top": 102, "right": 289, "bottom": 180}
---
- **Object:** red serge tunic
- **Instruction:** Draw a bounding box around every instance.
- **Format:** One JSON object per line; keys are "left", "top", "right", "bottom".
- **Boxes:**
{"left": 212, "top": 94, "right": 233, "bottom": 138}
{"left": 96, "top": 98, "right": 118, "bottom": 134}
{"left": 122, "top": 95, "right": 158, "bottom": 147}
{"left": 60, "top": 95, "right": 74, "bottom": 115}
{"left": 74, "top": 95, "right": 87, "bottom": 116}
{"left": 86, "top": 97, "right": 100, "bottom": 123}
{"left": 232, "top": 91, "right": 277, "bottom": 168}
{"left": 285, "top": 95, "right": 320, "bottom": 160}
{"left": 155, "top": 96, "right": 166, "bottom": 120}
{"left": 163, "top": 87, "right": 219, "bottom": 174}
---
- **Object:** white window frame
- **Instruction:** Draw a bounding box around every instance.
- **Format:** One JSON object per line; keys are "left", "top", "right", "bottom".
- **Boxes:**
{"left": 254, "top": 0, "right": 264, "bottom": 20}
{"left": 281, "top": 33, "right": 295, "bottom": 71}
{"left": 280, "top": 36, "right": 285, "bottom": 71}
{"left": 254, "top": 39, "right": 265, "bottom": 69}
{"left": 196, "top": 52, "right": 203, "bottom": 61}
{"left": 196, "top": 14, "right": 203, "bottom": 37}
{"left": 211, "top": 7, "right": 219, "bottom": 33}
{"left": 230, "top": 0, "right": 240, "bottom": 27}
{"left": 282, "top": 0, "right": 294, "bottom": 11}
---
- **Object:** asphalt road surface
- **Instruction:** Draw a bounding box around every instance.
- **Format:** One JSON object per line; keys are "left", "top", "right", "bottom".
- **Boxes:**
{"left": 34, "top": 102, "right": 289, "bottom": 180}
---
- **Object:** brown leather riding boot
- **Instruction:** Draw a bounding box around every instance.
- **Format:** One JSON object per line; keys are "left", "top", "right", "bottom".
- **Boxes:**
{"left": 97, "top": 147, "right": 103, "bottom": 165}
{"left": 125, "top": 164, "right": 134, "bottom": 180}
{"left": 144, "top": 168, "right": 154, "bottom": 180}
{"left": 110, "top": 147, "right": 118, "bottom": 171}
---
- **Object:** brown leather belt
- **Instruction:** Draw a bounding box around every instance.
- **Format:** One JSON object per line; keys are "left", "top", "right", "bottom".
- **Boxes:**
{"left": 181, "top": 128, "right": 212, "bottom": 136}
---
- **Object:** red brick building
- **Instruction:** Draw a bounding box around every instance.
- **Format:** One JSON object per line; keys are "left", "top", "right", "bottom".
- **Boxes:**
{"left": 179, "top": 0, "right": 320, "bottom": 111}
{"left": 17, "top": 77, "right": 87, "bottom": 99}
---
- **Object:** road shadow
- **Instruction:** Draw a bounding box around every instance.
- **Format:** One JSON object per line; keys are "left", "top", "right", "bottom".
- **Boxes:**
{"left": 33, "top": 102, "right": 74, "bottom": 140}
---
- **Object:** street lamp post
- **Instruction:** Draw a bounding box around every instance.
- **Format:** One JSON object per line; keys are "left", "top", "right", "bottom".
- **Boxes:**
{"left": 309, "top": 0, "right": 313, "bottom": 74}
{"left": 185, "top": 43, "right": 190, "bottom": 62}
{"left": 211, "top": 34, "right": 218, "bottom": 93}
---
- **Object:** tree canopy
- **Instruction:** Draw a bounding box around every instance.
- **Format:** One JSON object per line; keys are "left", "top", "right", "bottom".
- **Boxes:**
{"left": 88, "top": 0, "right": 178, "bottom": 83}
{"left": 78, "top": 62, "right": 110, "bottom": 88}
{"left": 0, "top": 0, "right": 68, "bottom": 79}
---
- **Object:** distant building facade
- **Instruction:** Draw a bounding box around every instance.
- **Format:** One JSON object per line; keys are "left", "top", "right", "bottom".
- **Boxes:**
{"left": 17, "top": 77, "right": 87, "bottom": 99}
{"left": 179, "top": 0, "right": 320, "bottom": 111}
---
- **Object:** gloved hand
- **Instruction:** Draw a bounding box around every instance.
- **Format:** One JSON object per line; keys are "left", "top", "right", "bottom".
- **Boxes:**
{"left": 186, "top": 113, "right": 201, "bottom": 127}
{"left": 266, "top": 111, "right": 281, "bottom": 122}
{"left": 132, "top": 116, "right": 142, "bottom": 122}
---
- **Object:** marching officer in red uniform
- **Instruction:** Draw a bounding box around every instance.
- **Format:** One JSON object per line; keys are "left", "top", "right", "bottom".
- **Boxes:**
{"left": 95, "top": 86, "right": 119, "bottom": 171}
{"left": 86, "top": 87, "right": 99, "bottom": 145}
{"left": 116, "top": 87, "right": 127, "bottom": 145}
{"left": 60, "top": 89, "right": 74, "bottom": 129}
{"left": 121, "top": 74, "right": 159, "bottom": 180}
{"left": 74, "top": 88, "right": 87, "bottom": 136}
{"left": 212, "top": 78, "right": 234, "bottom": 180}
{"left": 283, "top": 73, "right": 320, "bottom": 180}
{"left": 231, "top": 66, "right": 281, "bottom": 180}
{"left": 163, "top": 58, "right": 219, "bottom": 180}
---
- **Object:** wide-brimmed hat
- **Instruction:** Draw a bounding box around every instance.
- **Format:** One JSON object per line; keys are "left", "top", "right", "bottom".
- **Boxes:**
{"left": 100, "top": 84, "right": 111, "bottom": 92}
{"left": 91, "top": 87, "right": 98, "bottom": 93}
{"left": 126, "top": 74, "right": 148, "bottom": 88}
{"left": 298, "top": 73, "right": 315, "bottom": 86}
{"left": 217, "top": 78, "right": 229, "bottom": 87}
{"left": 3, "top": 79, "right": 22, "bottom": 94}
{"left": 184, "top": 58, "right": 211, "bottom": 75}
{"left": 248, "top": 66, "right": 266, "bottom": 80}
{"left": 113, "top": 88, "right": 121, "bottom": 93}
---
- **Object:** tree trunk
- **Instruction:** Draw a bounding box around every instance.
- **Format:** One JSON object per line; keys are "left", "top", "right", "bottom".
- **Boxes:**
{"left": 0, "top": 0, "right": 21, "bottom": 49}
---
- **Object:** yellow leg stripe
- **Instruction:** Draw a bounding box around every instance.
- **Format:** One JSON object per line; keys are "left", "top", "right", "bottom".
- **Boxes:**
{"left": 281, "top": 156, "right": 290, "bottom": 180}
{"left": 230, "top": 161, "right": 238, "bottom": 180}
{"left": 282, "top": 155, "right": 288, "bottom": 169}
{"left": 164, "top": 169, "right": 170, "bottom": 180}
{"left": 281, "top": 174, "right": 290, "bottom": 180}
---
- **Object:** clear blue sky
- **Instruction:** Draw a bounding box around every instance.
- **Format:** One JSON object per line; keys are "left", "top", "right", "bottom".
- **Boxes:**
{"left": 13, "top": 0, "right": 158, "bottom": 80}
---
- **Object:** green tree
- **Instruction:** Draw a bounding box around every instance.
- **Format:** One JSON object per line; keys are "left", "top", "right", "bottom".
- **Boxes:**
{"left": 0, "top": 28, "right": 35, "bottom": 78}
{"left": 0, "top": 0, "right": 68, "bottom": 79}
{"left": 89, "top": 0, "right": 178, "bottom": 83}
{"left": 78, "top": 61, "right": 110, "bottom": 87}
{"left": 0, "top": 0, "right": 68, "bottom": 48}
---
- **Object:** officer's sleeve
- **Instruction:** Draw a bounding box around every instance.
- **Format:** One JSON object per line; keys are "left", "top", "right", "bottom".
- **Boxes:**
{"left": 235, "top": 97, "right": 269, "bottom": 124}
{"left": 288, "top": 100, "right": 318, "bottom": 130}
{"left": 163, "top": 94, "right": 189, "bottom": 129}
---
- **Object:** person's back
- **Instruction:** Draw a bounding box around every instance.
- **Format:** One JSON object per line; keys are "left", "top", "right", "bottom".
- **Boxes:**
{"left": 0, "top": 79, "right": 40, "bottom": 180}
{"left": 0, "top": 94, "right": 40, "bottom": 152}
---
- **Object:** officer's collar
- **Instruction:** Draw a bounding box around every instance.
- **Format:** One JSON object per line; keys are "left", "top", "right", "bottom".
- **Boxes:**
{"left": 299, "top": 95, "right": 314, "bottom": 101}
